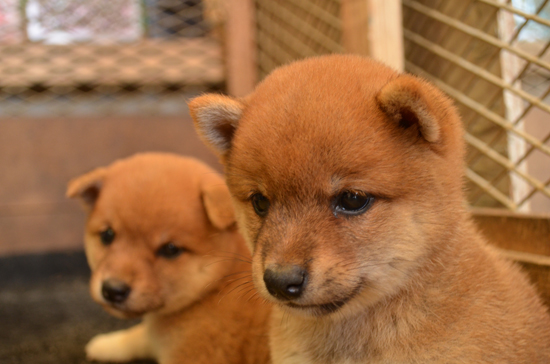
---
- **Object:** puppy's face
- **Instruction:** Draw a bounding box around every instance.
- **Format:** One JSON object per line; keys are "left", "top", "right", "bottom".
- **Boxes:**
{"left": 190, "top": 56, "right": 465, "bottom": 318}
{"left": 68, "top": 154, "right": 237, "bottom": 319}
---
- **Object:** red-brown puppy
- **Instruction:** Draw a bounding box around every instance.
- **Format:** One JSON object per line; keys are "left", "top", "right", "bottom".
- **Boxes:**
{"left": 67, "top": 153, "right": 270, "bottom": 364}
{"left": 189, "top": 55, "right": 550, "bottom": 363}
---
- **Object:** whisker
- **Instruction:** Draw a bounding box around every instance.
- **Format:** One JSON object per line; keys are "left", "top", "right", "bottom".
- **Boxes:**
{"left": 218, "top": 275, "right": 253, "bottom": 291}
{"left": 219, "top": 280, "right": 253, "bottom": 301}
{"left": 203, "top": 250, "right": 253, "bottom": 264}
{"left": 225, "top": 275, "right": 253, "bottom": 286}
{"left": 204, "top": 271, "right": 251, "bottom": 290}
{"left": 233, "top": 282, "right": 256, "bottom": 296}
{"left": 246, "top": 290, "right": 261, "bottom": 303}
{"left": 212, "top": 249, "right": 253, "bottom": 261}
{"left": 204, "top": 257, "right": 251, "bottom": 268}
{"left": 203, "top": 252, "right": 251, "bottom": 262}
{"left": 239, "top": 287, "right": 258, "bottom": 302}
{"left": 222, "top": 270, "right": 253, "bottom": 279}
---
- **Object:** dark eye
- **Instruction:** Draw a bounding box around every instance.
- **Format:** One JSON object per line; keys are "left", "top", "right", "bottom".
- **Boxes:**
{"left": 156, "top": 242, "right": 185, "bottom": 259}
{"left": 99, "top": 227, "right": 116, "bottom": 245}
{"left": 251, "top": 193, "right": 270, "bottom": 217}
{"left": 334, "top": 191, "right": 374, "bottom": 216}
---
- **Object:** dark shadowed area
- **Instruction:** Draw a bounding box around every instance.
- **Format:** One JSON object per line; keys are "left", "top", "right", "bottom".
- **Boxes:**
{"left": 0, "top": 251, "right": 155, "bottom": 364}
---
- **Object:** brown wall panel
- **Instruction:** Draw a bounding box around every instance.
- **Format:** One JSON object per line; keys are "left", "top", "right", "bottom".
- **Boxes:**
{"left": 0, "top": 115, "right": 220, "bottom": 256}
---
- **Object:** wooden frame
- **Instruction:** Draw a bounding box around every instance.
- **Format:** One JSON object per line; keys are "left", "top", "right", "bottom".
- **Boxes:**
{"left": 472, "top": 208, "right": 550, "bottom": 307}
{"left": 225, "top": 0, "right": 257, "bottom": 97}
{"left": 341, "top": 0, "right": 404, "bottom": 71}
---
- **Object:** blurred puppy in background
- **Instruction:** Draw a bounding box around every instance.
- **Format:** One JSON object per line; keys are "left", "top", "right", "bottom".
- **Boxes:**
{"left": 189, "top": 55, "right": 550, "bottom": 363}
{"left": 67, "top": 153, "right": 270, "bottom": 364}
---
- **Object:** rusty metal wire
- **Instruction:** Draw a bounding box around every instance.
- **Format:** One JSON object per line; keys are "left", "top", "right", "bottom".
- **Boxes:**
{"left": 0, "top": 0, "right": 224, "bottom": 117}
{"left": 254, "top": 0, "right": 343, "bottom": 80}
{"left": 253, "top": 0, "right": 550, "bottom": 212}
{"left": 404, "top": 0, "right": 550, "bottom": 213}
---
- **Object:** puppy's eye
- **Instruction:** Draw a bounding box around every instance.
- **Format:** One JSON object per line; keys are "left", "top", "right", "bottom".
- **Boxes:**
{"left": 156, "top": 242, "right": 185, "bottom": 259}
{"left": 99, "top": 227, "right": 116, "bottom": 245}
{"left": 251, "top": 193, "right": 270, "bottom": 217}
{"left": 334, "top": 191, "right": 374, "bottom": 216}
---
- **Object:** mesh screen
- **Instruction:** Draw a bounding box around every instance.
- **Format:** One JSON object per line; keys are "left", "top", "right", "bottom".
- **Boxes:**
{"left": 403, "top": 0, "right": 550, "bottom": 212}
{"left": 0, "top": 0, "right": 224, "bottom": 117}
{"left": 254, "top": 0, "right": 343, "bottom": 80}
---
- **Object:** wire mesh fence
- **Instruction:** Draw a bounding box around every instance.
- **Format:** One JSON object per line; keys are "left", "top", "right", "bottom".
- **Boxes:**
{"left": 254, "top": 0, "right": 343, "bottom": 80}
{"left": 2, "top": 0, "right": 549, "bottom": 212}
{"left": 253, "top": 0, "right": 550, "bottom": 213}
{"left": 0, "top": 0, "right": 224, "bottom": 117}
{"left": 403, "top": 0, "right": 550, "bottom": 213}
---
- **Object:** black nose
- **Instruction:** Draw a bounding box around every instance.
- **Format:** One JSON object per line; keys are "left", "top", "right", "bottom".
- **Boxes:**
{"left": 263, "top": 264, "right": 307, "bottom": 300}
{"left": 101, "top": 279, "right": 131, "bottom": 304}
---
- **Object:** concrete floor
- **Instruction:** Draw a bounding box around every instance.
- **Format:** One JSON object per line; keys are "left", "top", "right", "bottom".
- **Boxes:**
{"left": 0, "top": 251, "right": 154, "bottom": 364}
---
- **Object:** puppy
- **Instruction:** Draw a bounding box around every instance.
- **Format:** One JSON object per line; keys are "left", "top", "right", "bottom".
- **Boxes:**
{"left": 189, "top": 55, "right": 550, "bottom": 363}
{"left": 67, "top": 153, "right": 270, "bottom": 364}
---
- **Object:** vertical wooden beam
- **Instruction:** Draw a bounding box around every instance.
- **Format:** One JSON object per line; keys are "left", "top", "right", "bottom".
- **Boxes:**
{"left": 369, "top": 0, "right": 404, "bottom": 72}
{"left": 341, "top": 0, "right": 370, "bottom": 56}
{"left": 20, "top": 0, "right": 30, "bottom": 42}
{"left": 225, "top": 0, "right": 257, "bottom": 97}
{"left": 341, "top": 0, "right": 404, "bottom": 72}
{"left": 497, "top": 2, "right": 531, "bottom": 212}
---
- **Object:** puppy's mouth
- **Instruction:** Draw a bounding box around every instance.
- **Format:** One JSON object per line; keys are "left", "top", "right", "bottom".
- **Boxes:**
{"left": 286, "top": 299, "right": 349, "bottom": 315}
{"left": 102, "top": 303, "right": 147, "bottom": 319}
{"left": 280, "top": 283, "right": 363, "bottom": 316}
{"left": 101, "top": 300, "right": 164, "bottom": 319}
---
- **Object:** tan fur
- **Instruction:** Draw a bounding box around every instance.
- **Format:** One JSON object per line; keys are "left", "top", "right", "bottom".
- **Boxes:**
{"left": 189, "top": 55, "right": 550, "bottom": 363}
{"left": 67, "top": 153, "right": 270, "bottom": 364}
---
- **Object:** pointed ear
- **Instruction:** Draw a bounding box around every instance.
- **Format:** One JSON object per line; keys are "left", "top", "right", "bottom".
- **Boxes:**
{"left": 376, "top": 74, "right": 455, "bottom": 144}
{"left": 188, "top": 94, "right": 245, "bottom": 156}
{"left": 66, "top": 167, "right": 107, "bottom": 210}
{"left": 200, "top": 172, "right": 236, "bottom": 230}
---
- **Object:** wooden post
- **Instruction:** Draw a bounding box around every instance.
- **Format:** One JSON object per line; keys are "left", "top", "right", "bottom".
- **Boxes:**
{"left": 472, "top": 207, "right": 550, "bottom": 307}
{"left": 341, "top": 0, "right": 404, "bottom": 72}
{"left": 497, "top": 1, "right": 531, "bottom": 212}
{"left": 341, "top": 0, "right": 370, "bottom": 56}
{"left": 225, "top": 0, "right": 257, "bottom": 97}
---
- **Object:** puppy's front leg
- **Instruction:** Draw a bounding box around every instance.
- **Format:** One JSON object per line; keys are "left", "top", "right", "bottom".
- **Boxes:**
{"left": 86, "top": 323, "right": 153, "bottom": 362}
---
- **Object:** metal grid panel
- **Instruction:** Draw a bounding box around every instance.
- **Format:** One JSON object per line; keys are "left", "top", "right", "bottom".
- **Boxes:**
{"left": 403, "top": 0, "right": 550, "bottom": 212}
{"left": 254, "top": 0, "right": 343, "bottom": 80}
{"left": 0, "top": 0, "right": 224, "bottom": 117}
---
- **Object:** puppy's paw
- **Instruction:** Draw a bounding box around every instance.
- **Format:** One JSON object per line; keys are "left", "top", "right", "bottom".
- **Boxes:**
{"left": 86, "top": 332, "right": 136, "bottom": 362}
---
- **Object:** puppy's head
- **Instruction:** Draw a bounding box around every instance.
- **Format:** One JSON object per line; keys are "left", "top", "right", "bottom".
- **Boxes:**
{"left": 189, "top": 55, "right": 465, "bottom": 318}
{"left": 67, "top": 153, "right": 237, "bottom": 318}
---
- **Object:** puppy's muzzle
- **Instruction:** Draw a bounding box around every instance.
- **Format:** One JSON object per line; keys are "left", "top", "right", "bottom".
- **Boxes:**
{"left": 101, "top": 279, "right": 131, "bottom": 304}
{"left": 263, "top": 264, "right": 307, "bottom": 300}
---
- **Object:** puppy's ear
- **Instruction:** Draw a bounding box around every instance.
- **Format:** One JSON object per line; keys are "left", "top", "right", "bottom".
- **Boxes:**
{"left": 188, "top": 94, "right": 245, "bottom": 156}
{"left": 376, "top": 74, "right": 454, "bottom": 144}
{"left": 200, "top": 172, "right": 235, "bottom": 230}
{"left": 66, "top": 168, "right": 107, "bottom": 210}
